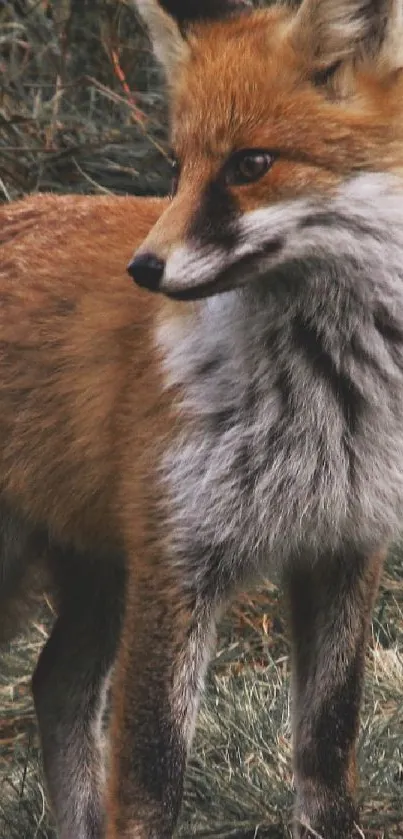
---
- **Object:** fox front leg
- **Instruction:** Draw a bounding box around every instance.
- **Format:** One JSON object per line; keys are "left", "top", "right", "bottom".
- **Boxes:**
{"left": 105, "top": 569, "right": 217, "bottom": 839}
{"left": 285, "top": 549, "right": 385, "bottom": 839}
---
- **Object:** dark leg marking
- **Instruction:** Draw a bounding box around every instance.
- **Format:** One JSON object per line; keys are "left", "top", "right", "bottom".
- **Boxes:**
{"left": 285, "top": 549, "right": 385, "bottom": 839}
{"left": 32, "top": 545, "right": 126, "bottom": 839}
{"left": 0, "top": 503, "right": 48, "bottom": 643}
{"left": 106, "top": 572, "right": 217, "bottom": 839}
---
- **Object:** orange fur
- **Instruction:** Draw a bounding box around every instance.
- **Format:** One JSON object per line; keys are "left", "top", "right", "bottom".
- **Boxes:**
{"left": 1, "top": 192, "right": 203, "bottom": 838}
{"left": 0, "top": 193, "right": 174, "bottom": 550}
{"left": 140, "top": 9, "right": 403, "bottom": 257}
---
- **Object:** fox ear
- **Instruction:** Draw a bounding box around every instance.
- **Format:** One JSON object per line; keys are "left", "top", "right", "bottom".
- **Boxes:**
{"left": 133, "top": 0, "right": 252, "bottom": 81}
{"left": 133, "top": 1, "right": 186, "bottom": 81}
{"left": 292, "top": 0, "right": 403, "bottom": 77}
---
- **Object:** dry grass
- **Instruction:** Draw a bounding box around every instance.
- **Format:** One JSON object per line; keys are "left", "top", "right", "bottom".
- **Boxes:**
{"left": 0, "top": 0, "right": 171, "bottom": 201}
{"left": 0, "top": 547, "right": 402, "bottom": 839}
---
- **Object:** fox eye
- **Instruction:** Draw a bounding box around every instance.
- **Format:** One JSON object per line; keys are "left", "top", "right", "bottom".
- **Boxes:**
{"left": 170, "top": 158, "right": 180, "bottom": 197}
{"left": 223, "top": 149, "right": 274, "bottom": 187}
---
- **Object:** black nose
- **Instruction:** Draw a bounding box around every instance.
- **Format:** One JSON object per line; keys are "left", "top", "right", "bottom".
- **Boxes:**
{"left": 127, "top": 252, "right": 165, "bottom": 292}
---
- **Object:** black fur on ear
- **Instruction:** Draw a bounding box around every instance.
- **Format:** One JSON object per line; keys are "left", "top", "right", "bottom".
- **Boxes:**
{"left": 158, "top": 0, "right": 252, "bottom": 27}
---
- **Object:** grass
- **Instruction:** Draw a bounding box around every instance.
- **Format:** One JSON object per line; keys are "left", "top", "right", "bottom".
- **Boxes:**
{"left": 1, "top": 1, "right": 403, "bottom": 837}
{"left": 0, "top": 0, "right": 171, "bottom": 201}
{"left": 0, "top": 549, "right": 402, "bottom": 839}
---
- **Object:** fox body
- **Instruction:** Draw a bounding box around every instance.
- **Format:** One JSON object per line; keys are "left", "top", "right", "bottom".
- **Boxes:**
{"left": 160, "top": 177, "right": 403, "bottom": 577}
{"left": 2, "top": 1, "right": 403, "bottom": 838}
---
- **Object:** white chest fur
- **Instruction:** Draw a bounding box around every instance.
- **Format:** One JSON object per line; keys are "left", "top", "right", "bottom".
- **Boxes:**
{"left": 157, "top": 284, "right": 403, "bottom": 594}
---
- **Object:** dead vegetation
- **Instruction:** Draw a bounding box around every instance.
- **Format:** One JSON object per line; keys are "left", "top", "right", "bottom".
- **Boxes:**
{"left": 0, "top": 549, "right": 402, "bottom": 839}
{"left": 0, "top": 0, "right": 171, "bottom": 201}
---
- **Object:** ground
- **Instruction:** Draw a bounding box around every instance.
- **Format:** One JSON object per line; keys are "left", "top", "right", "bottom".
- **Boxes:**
{"left": 0, "top": 550, "right": 402, "bottom": 838}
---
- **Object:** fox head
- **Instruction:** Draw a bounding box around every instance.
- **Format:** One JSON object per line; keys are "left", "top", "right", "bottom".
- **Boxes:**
{"left": 128, "top": 0, "right": 403, "bottom": 300}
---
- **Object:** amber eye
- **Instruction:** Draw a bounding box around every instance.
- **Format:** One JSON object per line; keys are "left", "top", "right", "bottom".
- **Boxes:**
{"left": 170, "top": 158, "right": 180, "bottom": 197}
{"left": 223, "top": 149, "right": 275, "bottom": 187}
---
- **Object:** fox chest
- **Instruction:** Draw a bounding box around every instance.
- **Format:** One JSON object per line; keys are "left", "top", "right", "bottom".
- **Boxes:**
{"left": 163, "top": 376, "right": 350, "bottom": 584}
{"left": 158, "top": 298, "right": 403, "bottom": 587}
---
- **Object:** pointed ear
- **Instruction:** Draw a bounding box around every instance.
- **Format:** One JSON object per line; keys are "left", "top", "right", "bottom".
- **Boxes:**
{"left": 292, "top": 0, "right": 403, "bottom": 77}
{"left": 133, "top": 1, "right": 187, "bottom": 81}
{"left": 133, "top": 0, "right": 252, "bottom": 81}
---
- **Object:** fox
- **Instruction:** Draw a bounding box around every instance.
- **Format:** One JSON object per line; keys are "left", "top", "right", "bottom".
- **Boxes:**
{"left": 1, "top": 0, "right": 403, "bottom": 837}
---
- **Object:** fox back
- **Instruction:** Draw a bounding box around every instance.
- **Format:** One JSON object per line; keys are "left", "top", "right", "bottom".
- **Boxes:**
{"left": 1, "top": 2, "right": 403, "bottom": 839}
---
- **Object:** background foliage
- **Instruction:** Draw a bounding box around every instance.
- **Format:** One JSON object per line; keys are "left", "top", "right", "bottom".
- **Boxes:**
{"left": 0, "top": 2, "right": 402, "bottom": 837}
{"left": 1, "top": 0, "right": 171, "bottom": 200}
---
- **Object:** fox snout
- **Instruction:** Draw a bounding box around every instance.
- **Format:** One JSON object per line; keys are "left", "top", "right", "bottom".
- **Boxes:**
{"left": 127, "top": 252, "right": 165, "bottom": 292}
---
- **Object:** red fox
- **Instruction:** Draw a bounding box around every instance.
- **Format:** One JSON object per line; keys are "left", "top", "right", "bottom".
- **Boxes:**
{"left": 1, "top": 0, "right": 403, "bottom": 837}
